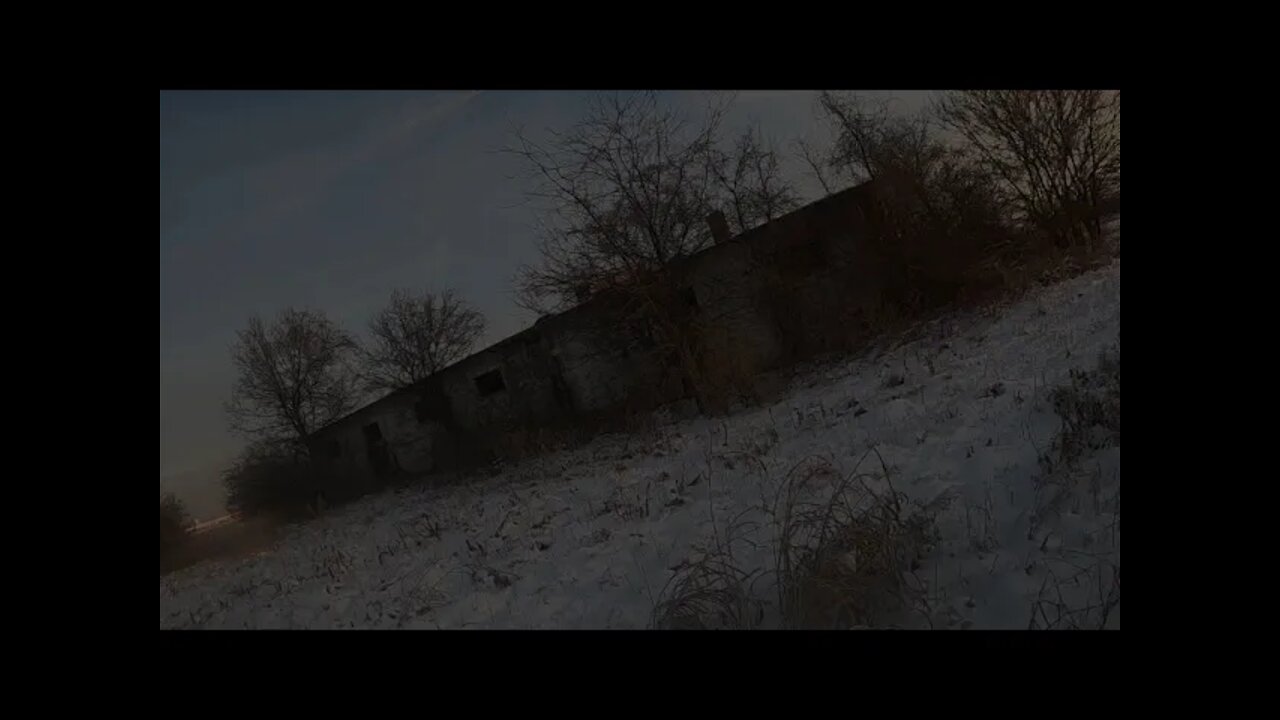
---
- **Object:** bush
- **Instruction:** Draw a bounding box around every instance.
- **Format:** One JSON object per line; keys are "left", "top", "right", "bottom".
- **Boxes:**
{"left": 810, "top": 91, "right": 1120, "bottom": 323}
{"left": 224, "top": 440, "right": 327, "bottom": 522}
{"left": 159, "top": 493, "right": 189, "bottom": 566}
{"left": 935, "top": 90, "right": 1121, "bottom": 251}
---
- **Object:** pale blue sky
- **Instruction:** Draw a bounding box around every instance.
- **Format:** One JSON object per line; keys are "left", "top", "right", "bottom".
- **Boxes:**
{"left": 159, "top": 90, "right": 930, "bottom": 518}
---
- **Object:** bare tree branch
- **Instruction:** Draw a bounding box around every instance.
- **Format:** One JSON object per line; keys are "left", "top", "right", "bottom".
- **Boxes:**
{"left": 224, "top": 308, "right": 361, "bottom": 457}
{"left": 793, "top": 137, "right": 834, "bottom": 195}
{"left": 360, "top": 288, "right": 486, "bottom": 393}
{"left": 710, "top": 127, "right": 801, "bottom": 233}
{"left": 934, "top": 90, "right": 1120, "bottom": 246}
{"left": 805, "top": 91, "right": 1016, "bottom": 310}
{"left": 506, "top": 91, "right": 799, "bottom": 313}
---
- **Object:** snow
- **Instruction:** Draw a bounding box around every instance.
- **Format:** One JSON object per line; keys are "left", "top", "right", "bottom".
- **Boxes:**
{"left": 160, "top": 261, "right": 1121, "bottom": 629}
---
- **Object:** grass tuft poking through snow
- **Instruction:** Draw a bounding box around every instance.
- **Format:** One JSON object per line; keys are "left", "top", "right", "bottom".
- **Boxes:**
{"left": 770, "top": 449, "right": 947, "bottom": 629}
{"left": 1046, "top": 342, "right": 1121, "bottom": 470}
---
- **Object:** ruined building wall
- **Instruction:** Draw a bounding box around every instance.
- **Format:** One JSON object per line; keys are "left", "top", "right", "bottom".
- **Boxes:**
{"left": 306, "top": 389, "right": 447, "bottom": 490}
{"left": 537, "top": 297, "right": 684, "bottom": 417}
{"left": 673, "top": 181, "right": 889, "bottom": 381}
{"left": 310, "top": 181, "right": 889, "bottom": 488}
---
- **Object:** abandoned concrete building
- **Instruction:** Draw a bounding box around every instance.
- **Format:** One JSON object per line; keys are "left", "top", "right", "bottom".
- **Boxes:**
{"left": 308, "top": 180, "right": 903, "bottom": 489}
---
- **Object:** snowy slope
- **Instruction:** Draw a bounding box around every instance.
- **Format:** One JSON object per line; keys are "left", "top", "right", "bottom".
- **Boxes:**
{"left": 160, "top": 261, "right": 1121, "bottom": 630}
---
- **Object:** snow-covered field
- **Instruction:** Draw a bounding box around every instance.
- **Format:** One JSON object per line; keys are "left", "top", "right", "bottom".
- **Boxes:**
{"left": 160, "top": 261, "right": 1120, "bottom": 629}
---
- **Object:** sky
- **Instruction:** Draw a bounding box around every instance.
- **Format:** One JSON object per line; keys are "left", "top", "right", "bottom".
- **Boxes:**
{"left": 159, "top": 90, "right": 932, "bottom": 520}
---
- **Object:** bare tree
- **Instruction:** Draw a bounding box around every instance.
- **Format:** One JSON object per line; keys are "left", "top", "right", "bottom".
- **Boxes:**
{"left": 794, "top": 136, "right": 835, "bottom": 195}
{"left": 811, "top": 91, "right": 945, "bottom": 187}
{"left": 509, "top": 92, "right": 722, "bottom": 313}
{"left": 225, "top": 308, "right": 360, "bottom": 458}
{"left": 711, "top": 128, "right": 801, "bottom": 233}
{"left": 508, "top": 91, "right": 799, "bottom": 313}
{"left": 361, "top": 288, "right": 486, "bottom": 393}
{"left": 807, "top": 91, "right": 1002, "bottom": 231}
{"left": 934, "top": 90, "right": 1121, "bottom": 245}
{"left": 806, "top": 91, "right": 1013, "bottom": 308}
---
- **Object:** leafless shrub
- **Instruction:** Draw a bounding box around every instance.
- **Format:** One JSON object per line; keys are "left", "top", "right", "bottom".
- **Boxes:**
{"left": 651, "top": 449, "right": 944, "bottom": 630}
{"left": 794, "top": 93, "right": 1020, "bottom": 329}
{"left": 710, "top": 127, "right": 802, "bottom": 233}
{"left": 935, "top": 90, "right": 1121, "bottom": 250}
{"left": 801, "top": 91, "right": 1119, "bottom": 325}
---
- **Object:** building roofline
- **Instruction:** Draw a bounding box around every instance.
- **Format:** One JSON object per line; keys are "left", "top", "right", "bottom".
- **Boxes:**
{"left": 309, "top": 182, "right": 877, "bottom": 439}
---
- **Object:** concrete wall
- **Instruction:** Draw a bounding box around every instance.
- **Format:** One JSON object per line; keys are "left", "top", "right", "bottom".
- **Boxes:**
{"left": 309, "top": 327, "right": 581, "bottom": 484}
{"left": 677, "top": 181, "right": 889, "bottom": 372}
{"left": 307, "top": 386, "right": 450, "bottom": 489}
{"left": 428, "top": 326, "right": 577, "bottom": 442}
{"left": 537, "top": 298, "right": 683, "bottom": 416}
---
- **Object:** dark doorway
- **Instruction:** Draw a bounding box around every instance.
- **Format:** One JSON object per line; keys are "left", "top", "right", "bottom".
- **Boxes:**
{"left": 474, "top": 369, "right": 506, "bottom": 397}
{"left": 681, "top": 286, "right": 699, "bottom": 311}
{"left": 362, "top": 422, "right": 391, "bottom": 479}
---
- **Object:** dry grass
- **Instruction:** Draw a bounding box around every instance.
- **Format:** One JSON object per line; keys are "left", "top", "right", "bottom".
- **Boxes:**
{"left": 1028, "top": 342, "right": 1122, "bottom": 630}
{"left": 1029, "top": 555, "right": 1121, "bottom": 630}
{"left": 651, "top": 448, "right": 944, "bottom": 630}
{"left": 772, "top": 450, "right": 942, "bottom": 629}
{"left": 1045, "top": 342, "right": 1121, "bottom": 471}
{"left": 650, "top": 511, "right": 766, "bottom": 630}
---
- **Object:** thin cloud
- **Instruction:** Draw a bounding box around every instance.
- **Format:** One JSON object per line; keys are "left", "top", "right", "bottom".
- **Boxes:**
{"left": 237, "top": 91, "right": 484, "bottom": 238}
